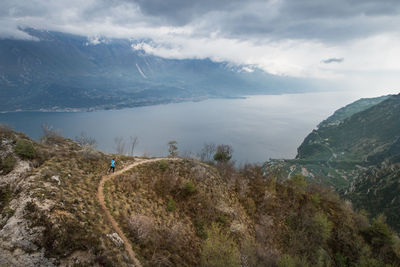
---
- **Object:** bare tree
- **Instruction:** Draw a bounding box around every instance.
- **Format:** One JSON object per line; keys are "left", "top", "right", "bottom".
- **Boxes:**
{"left": 114, "top": 137, "right": 126, "bottom": 155}
{"left": 200, "top": 143, "right": 216, "bottom": 162}
{"left": 40, "top": 123, "right": 62, "bottom": 144}
{"left": 129, "top": 136, "right": 139, "bottom": 156}
{"left": 168, "top": 140, "right": 178, "bottom": 157}
{"left": 75, "top": 132, "right": 97, "bottom": 148}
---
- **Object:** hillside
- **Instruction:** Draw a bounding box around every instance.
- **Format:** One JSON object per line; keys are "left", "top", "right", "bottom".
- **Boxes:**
{"left": 264, "top": 93, "right": 400, "bottom": 233}
{"left": 266, "top": 94, "right": 400, "bottom": 188}
{"left": 317, "top": 95, "right": 391, "bottom": 128}
{"left": 0, "top": 28, "right": 316, "bottom": 112}
{"left": 1, "top": 126, "right": 399, "bottom": 266}
{"left": 346, "top": 163, "right": 400, "bottom": 233}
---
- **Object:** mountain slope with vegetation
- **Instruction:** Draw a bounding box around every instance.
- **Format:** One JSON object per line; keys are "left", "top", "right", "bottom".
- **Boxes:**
{"left": 265, "top": 93, "right": 400, "bottom": 233}
{"left": 1, "top": 126, "right": 399, "bottom": 266}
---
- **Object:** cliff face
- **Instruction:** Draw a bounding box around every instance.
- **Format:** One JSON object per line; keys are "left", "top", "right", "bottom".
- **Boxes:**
{"left": 1, "top": 126, "right": 399, "bottom": 266}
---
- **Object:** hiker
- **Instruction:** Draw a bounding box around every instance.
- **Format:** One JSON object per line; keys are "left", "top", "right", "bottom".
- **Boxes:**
{"left": 109, "top": 158, "right": 115, "bottom": 173}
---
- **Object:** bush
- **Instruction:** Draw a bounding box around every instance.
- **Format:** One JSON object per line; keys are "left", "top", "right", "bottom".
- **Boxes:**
{"left": 0, "top": 185, "right": 13, "bottom": 213}
{"left": 14, "top": 139, "right": 36, "bottom": 159}
{"left": 277, "top": 254, "right": 310, "bottom": 267}
{"left": 167, "top": 197, "right": 176, "bottom": 212}
{"left": 183, "top": 181, "right": 197, "bottom": 196}
{"left": 241, "top": 197, "right": 256, "bottom": 216}
{"left": 313, "top": 212, "right": 333, "bottom": 242}
{"left": 277, "top": 254, "right": 296, "bottom": 267}
{"left": 127, "top": 214, "right": 155, "bottom": 244}
{"left": 200, "top": 223, "right": 241, "bottom": 267}
{"left": 0, "top": 155, "right": 16, "bottom": 174}
{"left": 213, "top": 144, "right": 233, "bottom": 163}
{"left": 40, "top": 124, "right": 64, "bottom": 145}
{"left": 80, "top": 145, "right": 102, "bottom": 161}
{"left": 159, "top": 160, "right": 168, "bottom": 171}
{"left": 195, "top": 219, "right": 208, "bottom": 239}
{"left": 287, "top": 174, "right": 307, "bottom": 193}
{"left": 0, "top": 124, "right": 14, "bottom": 139}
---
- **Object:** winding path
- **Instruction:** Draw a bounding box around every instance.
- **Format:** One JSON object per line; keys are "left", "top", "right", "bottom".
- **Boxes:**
{"left": 97, "top": 158, "right": 179, "bottom": 266}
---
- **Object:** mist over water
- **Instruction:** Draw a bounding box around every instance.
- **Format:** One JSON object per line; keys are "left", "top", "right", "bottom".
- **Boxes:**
{"left": 0, "top": 92, "right": 363, "bottom": 163}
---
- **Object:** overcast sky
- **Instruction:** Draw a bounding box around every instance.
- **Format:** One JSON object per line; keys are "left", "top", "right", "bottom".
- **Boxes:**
{"left": 1, "top": 0, "right": 399, "bottom": 95}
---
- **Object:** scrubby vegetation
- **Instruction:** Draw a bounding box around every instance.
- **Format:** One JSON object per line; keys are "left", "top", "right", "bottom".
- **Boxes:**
{"left": 14, "top": 139, "right": 36, "bottom": 159}
{"left": 106, "top": 159, "right": 400, "bottom": 266}
{"left": 0, "top": 155, "right": 16, "bottom": 174}
{"left": 1, "top": 128, "right": 399, "bottom": 266}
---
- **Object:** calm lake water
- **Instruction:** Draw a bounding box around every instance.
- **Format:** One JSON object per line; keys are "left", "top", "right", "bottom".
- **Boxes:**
{"left": 0, "top": 92, "right": 363, "bottom": 163}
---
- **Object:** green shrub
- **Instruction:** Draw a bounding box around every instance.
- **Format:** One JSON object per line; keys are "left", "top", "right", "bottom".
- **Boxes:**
{"left": 0, "top": 124, "right": 14, "bottom": 140}
{"left": 0, "top": 155, "right": 16, "bottom": 174}
{"left": 167, "top": 197, "right": 176, "bottom": 212}
{"left": 216, "top": 215, "right": 228, "bottom": 226}
{"left": 242, "top": 197, "right": 256, "bottom": 216}
{"left": 200, "top": 223, "right": 240, "bottom": 267}
{"left": 334, "top": 253, "right": 347, "bottom": 267}
{"left": 195, "top": 219, "right": 208, "bottom": 239}
{"left": 313, "top": 212, "right": 333, "bottom": 242}
{"left": 159, "top": 160, "right": 168, "bottom": 171}
{"left": 183, "top": 181, "right": 197, "bottom": 196}
{"left": 288, "top": 174, "right": 307, "bottom": 193}
{"left": 277, "top": 254, "right": 296, "bottom": 267}
{"left": 0, "top": 185, "right": 13, "bottom": 213}
{"left": 213, "top": 144, "right": 233, "bottom": 163}
{"left": 14, "top": 139, "right": 36, "bottom": 159}
{"left": 277, "top": 254, "right": 310, "bottom": 267}
{"left": 310, "top": 193, "right": 321, "bottom": 206}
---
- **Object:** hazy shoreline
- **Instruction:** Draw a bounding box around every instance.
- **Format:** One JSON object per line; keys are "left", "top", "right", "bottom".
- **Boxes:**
{"left": 0, "top": 95, "right": 247, "bottom": 114}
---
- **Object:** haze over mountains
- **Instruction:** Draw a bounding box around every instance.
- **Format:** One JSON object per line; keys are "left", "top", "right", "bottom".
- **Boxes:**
{"left": 0, "top": 29, "right": 319, "bottom": 112}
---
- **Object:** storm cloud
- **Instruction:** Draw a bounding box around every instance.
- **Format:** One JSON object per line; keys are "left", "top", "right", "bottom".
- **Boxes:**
{"left": 1, "top": 0, "right": 400, "bottom": 93}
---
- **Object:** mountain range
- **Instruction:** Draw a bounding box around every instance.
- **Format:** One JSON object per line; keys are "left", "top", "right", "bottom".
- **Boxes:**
{"left": 0, "top": 28, "right": 317, "bottom": 112}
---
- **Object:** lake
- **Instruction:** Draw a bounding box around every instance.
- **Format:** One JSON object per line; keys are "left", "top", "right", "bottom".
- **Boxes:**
{"left": 0, "top": 92, "right": 363, "bottom": 163}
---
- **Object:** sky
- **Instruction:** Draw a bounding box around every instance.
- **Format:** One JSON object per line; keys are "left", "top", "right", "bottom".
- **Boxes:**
{"left": 1, "top": 0, "right": 399, "bottom": 96}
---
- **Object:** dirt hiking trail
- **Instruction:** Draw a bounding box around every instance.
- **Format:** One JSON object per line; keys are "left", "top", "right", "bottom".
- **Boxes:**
{"left": 97, "top": 158, "right": 179, "bottom": 267}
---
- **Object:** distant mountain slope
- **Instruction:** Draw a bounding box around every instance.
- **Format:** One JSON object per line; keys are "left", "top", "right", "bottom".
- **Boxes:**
{"left": 265, "top": 94, "right": 399, "bottom": 189}
{"left": 0, "top": 29, "right": 316, "bottom": 112}
{"left": 264, "top": 93, "right": 400, "bottom": 232}
{"left": 317, "top": 95, "right": 391, "bottom": 128}
{"left": 297, "top": 94, "right": 400, "bottom": 163}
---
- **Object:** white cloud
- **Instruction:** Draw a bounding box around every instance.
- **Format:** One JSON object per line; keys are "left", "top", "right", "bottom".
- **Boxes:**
{"left": 0, "top": 0, "right": 399, "bottom": 95}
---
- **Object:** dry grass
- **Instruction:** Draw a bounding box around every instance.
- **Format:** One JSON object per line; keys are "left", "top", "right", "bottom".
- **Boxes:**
{"left": 2, "top": 130, "right": 398, "bottom": 266}
{"left": 105, "top": 159, "right": 252, "bottom": 266}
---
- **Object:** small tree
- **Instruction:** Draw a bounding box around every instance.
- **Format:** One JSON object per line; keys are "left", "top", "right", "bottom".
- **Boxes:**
{"left": 40, "top": 124, "right": 63, "bottom": 144}
{"left": 200, "top": 143, "right": 216, "bottom": 162}
{"left": 114, "top": 137, "right": 126, "bottom": 155}
{"left": 213, "top": 144, "right": 233, "bottom": 163}
{"left": 129, "top": 136, "right": 139, "bottom": 156}
{"left": 75, "top": 132, "right": 97, "bottom": 148}
{"left": 168, "top": 141, "right": 178, "bottom": 157}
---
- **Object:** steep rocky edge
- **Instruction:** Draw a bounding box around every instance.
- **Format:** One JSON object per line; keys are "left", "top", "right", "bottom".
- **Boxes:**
{"left": 1, "top": 126, "right": 399, "bottom": 266}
